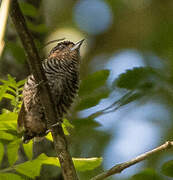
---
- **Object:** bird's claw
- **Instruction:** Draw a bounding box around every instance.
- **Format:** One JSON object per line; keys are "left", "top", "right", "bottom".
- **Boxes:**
{"left": 46, "top": 122, "right": 61, "bottom": 134}
{"left": 35, "top": 80, "right": 48, "bottom": 88}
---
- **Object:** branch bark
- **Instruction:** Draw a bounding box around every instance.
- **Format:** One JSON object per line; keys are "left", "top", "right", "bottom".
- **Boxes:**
{"left": 91, "top": 141, "right": 173, "bottom": 180}
{"left": 9, "top": 1, "right": 78, "bottom": 179}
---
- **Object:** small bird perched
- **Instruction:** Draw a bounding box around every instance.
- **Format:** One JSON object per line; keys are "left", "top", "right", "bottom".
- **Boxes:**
{"left": 18, "top": 39, "right": 84, "bottom": 143}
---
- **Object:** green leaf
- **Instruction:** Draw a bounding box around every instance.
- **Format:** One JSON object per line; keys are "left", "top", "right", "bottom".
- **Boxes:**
{"left": 27, "top": 21, "right": 48, "bottom": 34}
{"left": 17, "top": 79, "right": 26, "bottom": 87}
{"left": 0, "top": 111, "right": 18, "bottom": 121}
{"left": 7, "top": 74, "right": 17, "bottom": 87}
{"left": 62, "top": 119, "right": 74, "bottom": 135}
{"left": 23, "top": 140, "right": 33, "bottom": 160}
{"left": 46, "top": 119, "right": 74, "bottom": 140}
{"left": 73, "top": 117, "right": 101, "bottom": 128}
{"left": 19, "top": 2, "right": 38, "bottom": 17}
{"left": 0, "top": 173, "right": 24, "bottom": 180}
{"left": 45, "top": 132, "right": 53, "bottom": 141}
{"left": 115, "top": 67, "right": 155, "bottom": 90}
{"left": 72, "top": 157, "right": 103, "bottom": 171}
{"left": 116, "top": 91, "right": 145, "bottom": 109}
{"left": 0, "top": 131, "right": 16, "bottom": 140}
{"left": 15, "top": 157, "right": 43, "bottom": 178}
{"left": 41, "top": 154, "right": 60, "bottom": 166}
{"left": 6, "top": 42, "right": 25, "bottom": 63}
{"left": 3, "top": 93, "right": 15, "bottom": 101}
{"left": 0, "top": 84, "right": 8, "bottom": 101}
{"left": 131, "top": 169, "right": 163, "bottom": 180}
{"left": 79, "top": 70, "right": 110, "bottom": 97}
{"left": 15, "top": 153, "right": 102, "bottom": 177}
{"left": 77, "top": 90, "right": 109, "bottom": 110}
{"left": 7, "top": 86, "right": 16, "bottom": 95}
{"left": 0, "top": 122, "right": 17, "bottom": 131}
{"left": 42, "top": 153, "right": 102, "bottom": 171}
{"left": 0, "top": 112, "right": 18, "bottom": 130}
{"left": 161, "top": 159, "right": 173, "bottom": 177}
{"left": 0, "top": 143, "right": 4, "bottom": 165}
{"left": 7, "top": 139, "right": 21, "bottom": 166}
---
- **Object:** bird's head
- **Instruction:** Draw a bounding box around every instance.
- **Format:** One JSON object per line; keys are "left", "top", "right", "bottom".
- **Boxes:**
{"left": 48, "top": 39, "right": 84, "bottom": 61}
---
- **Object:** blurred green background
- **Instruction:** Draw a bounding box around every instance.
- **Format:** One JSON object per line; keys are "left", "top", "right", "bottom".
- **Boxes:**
{"left": 1, "top": 0, "right": 173, "bottom": 179}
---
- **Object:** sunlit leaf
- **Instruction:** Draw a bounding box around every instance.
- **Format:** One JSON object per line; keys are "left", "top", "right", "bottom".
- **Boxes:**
{"left": 72, "top": 157, "right": 102, "bottom": 171}
{"left": 7, "top": 74, "right": 17, "bottom": 86}
{"left": 7, "top": 86, "right": 16, "bottom": 95}
{"left": 15, "top": 157, "right": 43, "bottom": 178}
{"left": 0, "top": 173, "right": 24, "bottom": 180}
{"left": 79, "top": 70, "right": 110, "bottom": 97}
{"left": 0, "top": 131, "right": 16, "bottom": 140}
{"left": 62, "top": 119, "right": 74, "bottom": 135}
{"left": 0, "top": 122, "right": 17, "bottom": 131}
{"left": 0, "top": 112, "right": 18, "bottom": 121}
{"left": 0, "top": 84, "right": 8, "bottom": 101}
{"left": 46, "top": 119, "right": 73, "bottom": 140}
{"left": 23, "top": 140, "right": 33, "bottom": 160}
{"left": 0, "top": 143, "right": 4, "bottom": 165}
{"left": 41, "top": 153, "right": 103, "bottom": 171}
{"left": 161, "top": 160, "right": 173, "bottom": 177}
{"left": 17, "top": 79, "right": 26, "bottom": 87}
{"left": 45, "top": 132, "right": 53, "bottom": 141}
{"left": 3, "top": 93, "right": 15, "bottom": 101}
{"left": 7, "top": 139, "right": 21, "bottom": 166}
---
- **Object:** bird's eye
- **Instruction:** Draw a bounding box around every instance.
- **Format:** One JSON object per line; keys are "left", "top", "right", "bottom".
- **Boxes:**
{"left": 59, "top": 45, "right": 65, "bottom": 50}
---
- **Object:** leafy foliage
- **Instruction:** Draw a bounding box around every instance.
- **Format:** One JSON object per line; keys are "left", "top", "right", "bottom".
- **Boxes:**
{"left": 0, "top": 173, "right": 24, "bottom": 180}
{"left": 76, "top": 70, "right": 110, "bottom": 111}
{"left": 23, "top": 140, "right": 33, "bottom": 160}
{"left": 77, "top": 89, "right": 109, "bottom": 110}
{"left": 0, "top": 111, "right": 18, "bottom": 131}
{"left": 0, "top": 153, "right": 102, "bottom": 179}
{"left": 0, "top": 143, "right": 4, "bottom": 165}
{"left": 161, "top": 159, "right": 173, "bottom": 177}
{"left": 0, "top": 75, "right": 25, "bottom": 112}
{"left": 107, "top": 66, "right": 168, "bottom": 113}
{"left": 7, "top": 139, "right": 21, "bottom": 166}
{"left": 15, "top": 156, "right": 43, "bottom": 178}
{"left": 131, "top": 169, "right": 163, "bottom": 180}
{"left": 19, "top": 2, "right": 38, "bottom": 18}
{"left": 2, "top": 0, "right": 173, "bottom": 179}
{"left": 0, "top": 73, "right": 104, "bottom": 179}
{"left": 0, "top": 66, "right": 167, "bottom": 179}
{"left": 79, "top": 69, "right": 110, "bottom": 96}
{"left": 115, "top": 67, "right": 156, "bottom": 90}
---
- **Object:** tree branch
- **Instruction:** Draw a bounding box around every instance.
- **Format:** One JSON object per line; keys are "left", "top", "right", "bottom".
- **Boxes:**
{"left": 91, "top": 141, "right": 173, "bottom": 180}
{"left": 9, "top": 1, "right": 78, "bottom": 179}
{"left": 0, "top": 0, "right": 10, "bottom": 57}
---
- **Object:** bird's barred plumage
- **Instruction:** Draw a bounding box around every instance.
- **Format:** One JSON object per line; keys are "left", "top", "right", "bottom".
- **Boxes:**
{"left": 18, "top": 40, "right": 84, "bottom": 143}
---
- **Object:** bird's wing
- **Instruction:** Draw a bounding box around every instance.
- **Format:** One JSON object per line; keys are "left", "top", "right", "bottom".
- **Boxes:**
{"left": 17, "top": 102, "right": 26, "bottom": 132}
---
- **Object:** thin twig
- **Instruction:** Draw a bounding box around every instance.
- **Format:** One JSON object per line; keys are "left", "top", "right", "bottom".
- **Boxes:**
{"left": 91, "top": 141, "right": 173, "bottom": 180}
{"left": 0, "top": 0, "right": 10, "bottom": 57}
{"left": 9, "top": 1, "right": 78, "bottom": 179}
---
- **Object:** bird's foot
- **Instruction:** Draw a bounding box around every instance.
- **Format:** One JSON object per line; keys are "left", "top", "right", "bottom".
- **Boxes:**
{"left": 34, "top": 80, "right": 48, "bottom": 89}
{"left": 51, "top": 122, "right": 60, "bottom": 127}
{"left": 45, "top": 122, "right": 61, "bottom": 134}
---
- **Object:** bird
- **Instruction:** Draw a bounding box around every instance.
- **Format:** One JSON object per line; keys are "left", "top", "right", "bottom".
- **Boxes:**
{"left": 17, "top": 39, "right": 84, "bottom": 143}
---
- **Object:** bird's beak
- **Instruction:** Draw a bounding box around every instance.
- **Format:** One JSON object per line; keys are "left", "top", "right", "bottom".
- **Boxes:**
{"left": 70, "top": 39, "right": 85, "bottom": 51}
